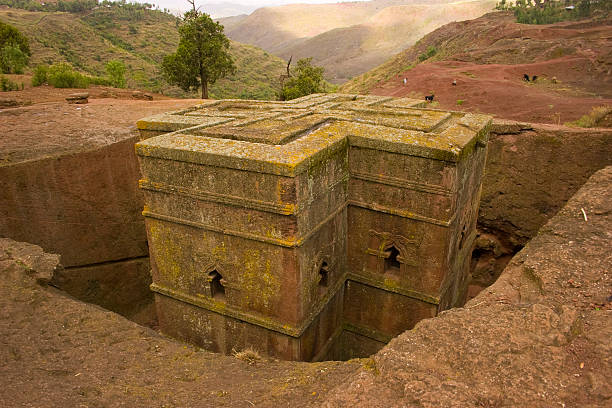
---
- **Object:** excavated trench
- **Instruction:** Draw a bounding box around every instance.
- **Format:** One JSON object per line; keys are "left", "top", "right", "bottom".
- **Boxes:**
{"left": 3, "top": 117, "right": 611, "bottom": 363}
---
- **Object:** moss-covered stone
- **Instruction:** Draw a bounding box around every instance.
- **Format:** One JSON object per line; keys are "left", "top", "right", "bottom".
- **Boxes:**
{"left": 136, "top": 93, "right": 491, "bottom": 361}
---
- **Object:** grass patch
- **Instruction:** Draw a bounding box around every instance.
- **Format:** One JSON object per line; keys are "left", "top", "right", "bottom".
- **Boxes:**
{"left": 460, "top": 71, "right": 476, "bottom": 78}
{"left": 565, "top": 105, "right": 611, "bottom": 128}
{"left": 456, "top": 99, "right": 465, "bottom": 106}
{"left": 232, "top": 347, "right": 261, "bottom": 365}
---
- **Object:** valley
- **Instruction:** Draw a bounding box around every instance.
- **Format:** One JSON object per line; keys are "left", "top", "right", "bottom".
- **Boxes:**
{"left": 222, "top": 0, "right": 497, "bottom": 83}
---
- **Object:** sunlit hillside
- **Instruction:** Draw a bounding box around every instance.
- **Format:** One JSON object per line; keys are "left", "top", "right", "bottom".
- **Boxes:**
{"left": 0, "top": 5, "right": 285, "bottom": 98}
{"left": 221, "top": 0, "right": 496, "bottom": 83}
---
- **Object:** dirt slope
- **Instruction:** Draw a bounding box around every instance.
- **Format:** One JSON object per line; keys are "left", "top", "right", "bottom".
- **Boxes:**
{"left": 341, "top": 11, "right": 612, "bottom": 123}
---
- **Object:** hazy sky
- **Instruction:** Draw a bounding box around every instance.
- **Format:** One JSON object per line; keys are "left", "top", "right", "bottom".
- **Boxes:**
{"left": 133, "top": 0, "right": 369, "bottom": 17}
{"left": 143, "top": 0, "right": 366, "bottom": 6}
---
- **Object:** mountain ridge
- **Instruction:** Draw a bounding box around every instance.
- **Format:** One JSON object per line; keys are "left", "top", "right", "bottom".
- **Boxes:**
{"left": 221, "top": 0, "right": 496, "bottom": 83}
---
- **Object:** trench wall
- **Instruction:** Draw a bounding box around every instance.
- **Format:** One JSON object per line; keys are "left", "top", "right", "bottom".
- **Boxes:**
{"left": 0, "top": 135, "right": 152, "bottom": 321}
{"left": 471, "top": 121, "right": 612, "bottom": 290}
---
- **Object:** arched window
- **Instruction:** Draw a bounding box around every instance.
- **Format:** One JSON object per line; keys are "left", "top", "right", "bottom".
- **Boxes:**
{"left": 319, "top": 261, "right": 329, "bottom": 287}
{"left": 385, "top": 245, "right": 401, "bottom": 273}
{"left": 208, "top": 270, "right": 226, "bottom": 300}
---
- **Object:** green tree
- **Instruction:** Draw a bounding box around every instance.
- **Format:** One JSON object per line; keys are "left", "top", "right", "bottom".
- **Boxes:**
{"left": 161, "top": 0, "right": 235, "bottom": 99}
{"left": 0, "top": 21, "right": 30, "bottom": 74}
{"left": 278, "top": 58, "right": 326, "bottom": 101}
{"left": 106, "top": 59, "right": 127, "bottom": 88}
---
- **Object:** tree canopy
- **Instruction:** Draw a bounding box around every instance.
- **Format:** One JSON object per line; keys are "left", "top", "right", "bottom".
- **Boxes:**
{"left": 497, "top": 0, "right": 610, "bottom": 24}
{"left": 0, "top": 21, "right": 30, "bottom": 74}
{"left": 161, "top": 2, "right": 235, "bottom": 99}
{"left": 278, "top": 58, "right": 326, "bottom": 101}
{"left": 106, "top": 60, "right": 127, "bottom": 88}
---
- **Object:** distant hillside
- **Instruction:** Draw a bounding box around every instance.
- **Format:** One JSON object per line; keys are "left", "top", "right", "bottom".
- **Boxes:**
{"left": 221, "top": 0, "right": 496, "bottom": 83}
{"left": 339, "top": 11, "right": 612, "bottom": 124}
{"left": 0, "top": 4, "right": 285, "bottom": 99}
{"left": 340, "top": 11, "right": 612, "bottom": 95}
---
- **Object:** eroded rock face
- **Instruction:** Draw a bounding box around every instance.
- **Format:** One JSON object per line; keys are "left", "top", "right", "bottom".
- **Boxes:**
{"left": 322, "top": 166, "right": 612, "bottom": 408}
{"left": 0, "top": 99, "right": 199, "bottom": 322}
{"left": 470, "top": 120, "right": 612, "bottom": 291}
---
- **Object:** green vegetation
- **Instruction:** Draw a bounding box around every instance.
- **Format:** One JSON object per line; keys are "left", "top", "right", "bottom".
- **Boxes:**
{"left": 0, "top": 0, "right": 157, "bottom": 14}
{"left": 496, "top": 0, "right": 610, "bottom": 24}
{"left": 0, "top": 3, "right": 284, "bottom": 98}
{"left": 0, "top": 21, "right": 30, "bottom": 73}
{"left": 566, "top": 105, "right": 611, "bottom": 128}
{"left": 418, "top": 46, "right": 437, "bottom": 62}
{"left": 456, "top": 99, "right": 465, "bottom": 106}
{"left": 0, "top": 73, "right": 22, "bottom": 91}
{"left": 31, "top": 64, "right": 47, "bottom": 86}
{"left": 278, "top": 58, "right": 327, "bottom": 101}
{"left": 31, "top": 62, "right": 108, "bottom": 88}
{"left": 162, "top": 3, "right": 235, "bottom": 99}
{"left": 105, "top": 60, "right": 126, "bottom": 88}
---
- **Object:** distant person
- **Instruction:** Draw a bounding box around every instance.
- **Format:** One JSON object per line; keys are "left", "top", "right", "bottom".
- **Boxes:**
{"left": 523, "top": 74, "right": 530, "bottom": 82}
{"left": 532, "top": 75, "right": 538, "bottom": 82}
{"left": 403, "top": 78, "right": 407, "bottom": 85}
{"left": 452, "top": 79, "right": 457, "bottom": 86}
{"left": 552, "top": 76, "right": 558, "bottom": 84}
{"left": 425, "top": 94, "right": 434, "bottom": 102}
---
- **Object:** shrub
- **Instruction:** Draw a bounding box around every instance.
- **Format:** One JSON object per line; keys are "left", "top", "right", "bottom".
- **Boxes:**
{"left": 508, "top": 0, "right": 610, "bottom": 25}
{"left": 0, "top": 44, "right": 28, "bottom": 74}
{"left": 0, "top": 74, "right": 20, "bottom": 91}
{"left": 47, "top": 63, "right": 90, "bottom": 88}
{"left": 278, "top": 58, "right": 326, "bottom": 101}
{"left": 232, "top": 347, "right": 261, "bottom": 365}
{"left": 566, "top": 105, "right": 611, "bottom": 128}
{"left": 456, "top": 99, "right": 465, "bottom": 106}
{"left": 105, "top": 59, "right": 127, "bottom": 88}
{"left": 0, "top": 21, "right": 30, "bottom": 74}
{"left": 418, "top": 46, "right": 437, "bottom": 62}
{"left": 31, "top": 64, "right": 48, "bottom": 86}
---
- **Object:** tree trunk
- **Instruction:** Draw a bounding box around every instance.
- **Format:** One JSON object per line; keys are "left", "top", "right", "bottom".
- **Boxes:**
{"left": 201, "top": 81, "right": 208, "bottom": 99}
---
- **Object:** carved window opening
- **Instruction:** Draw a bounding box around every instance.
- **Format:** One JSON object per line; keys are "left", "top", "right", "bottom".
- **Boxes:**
{"left": 318, "top": 262, "right": 329, "bottom": 287}
{"left": 385, "top": 246, "right": 401, "bottom": 274}
{"left": 459, "top": 225, "right": 467, "bottom": 250}
{"left": 208, "top": 270, "right": 226, "bottom": 300}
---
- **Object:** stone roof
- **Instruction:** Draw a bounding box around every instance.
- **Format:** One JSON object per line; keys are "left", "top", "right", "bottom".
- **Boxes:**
{"left": 136, "top": 94, "right": 491, "bottom": 177}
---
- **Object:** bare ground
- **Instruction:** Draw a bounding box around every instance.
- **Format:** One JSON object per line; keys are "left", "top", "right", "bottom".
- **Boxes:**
{"left": 0, "top": 83, "right": 201, "bottom": 165}
{"left": 372, "top": 57, "right": 612, "bottom": 124}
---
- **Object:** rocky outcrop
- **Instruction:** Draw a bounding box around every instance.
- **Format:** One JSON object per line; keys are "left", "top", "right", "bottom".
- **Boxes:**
{"left": 322, "top": 166, "right": 612, "bottom": 407}
{"left": 0, "top": 238, "right": 359, "bottom": 407}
